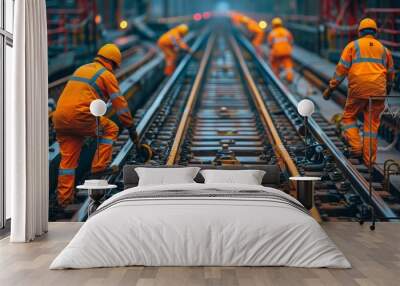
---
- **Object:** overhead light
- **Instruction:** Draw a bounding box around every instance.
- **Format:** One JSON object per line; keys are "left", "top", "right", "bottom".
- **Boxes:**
{"left": 95, "top": 14, "right": 102, "bottom": 25}
{"left": 119, "top": 20, "right": 128, "bottom": 30}
{"left": 203, "top": 12, "right": 211, "bottom": 19}
{"left": 193, "top": 13, "right": 202, "bottom": 21}
{"left": 258, "top": 20, "right": 268, "bottom": 29}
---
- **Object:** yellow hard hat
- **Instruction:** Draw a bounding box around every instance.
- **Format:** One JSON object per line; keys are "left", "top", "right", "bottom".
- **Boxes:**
{"left": 97, "top": 43, "right": 122, "bottom": 67}
{"left": 358, "top": 18, "right": 377, "bottom": 32}
{"left": 177, "top": 24, "right": 189, "bottom": 35}
{"left": 272, "top": 17, "right": 283, "bottom": 27}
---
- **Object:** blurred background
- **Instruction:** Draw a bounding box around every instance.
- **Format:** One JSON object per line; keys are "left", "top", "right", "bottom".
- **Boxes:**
{"left": 46, "top": 0, "right": 400, "bottom": 88}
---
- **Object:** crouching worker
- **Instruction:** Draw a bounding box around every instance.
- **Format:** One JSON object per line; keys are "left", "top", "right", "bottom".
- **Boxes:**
{"left": 52, "top": 43, "right": 139, "bottom": 207}
{"left": 158, "top": 24, "right": 192, "bottom": 76}
{"left": 322, "top": 18, "right": 395, "bottom": 166}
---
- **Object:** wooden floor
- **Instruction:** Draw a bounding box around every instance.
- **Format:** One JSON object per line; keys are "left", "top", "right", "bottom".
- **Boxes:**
{"left": 0, "top": 222, "right": 399, "bottom": 286}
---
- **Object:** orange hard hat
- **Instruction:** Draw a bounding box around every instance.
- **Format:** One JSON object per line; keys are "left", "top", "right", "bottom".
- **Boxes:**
{"left": 176, "top": 24, "right": 189, "bottom": 35}
{"left": 97, "top": 44, "right": 122, "bottom": 67}
{"left": 358, "top": 18, "right": 377, "bottom": 32}
{"left": 271, "top": 17, "right": 283, "bottom": 27}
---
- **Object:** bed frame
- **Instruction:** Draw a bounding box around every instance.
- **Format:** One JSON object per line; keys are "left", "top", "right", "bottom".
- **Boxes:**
{"left": 86, "top": 165, "right": 281, "bottom": 216}
{"left": 123, "top": 165, "right": 281, "bottom": 189}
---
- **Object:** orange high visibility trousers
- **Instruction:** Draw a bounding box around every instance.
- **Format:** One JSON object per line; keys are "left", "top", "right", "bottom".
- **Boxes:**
{"left": 252, "top": 32, "right": 264, "bottom": 54}
{"left": 56, "top": 117, "right": 118, "bottom": 205}
{"left": 269, "top": 55, "right": 293, "bottom": 83}
{"left": 159, "top": 44, "right": 177, "bottom": 76}
{"left": 341, "top": 98, "right": 385, "bottom": 166}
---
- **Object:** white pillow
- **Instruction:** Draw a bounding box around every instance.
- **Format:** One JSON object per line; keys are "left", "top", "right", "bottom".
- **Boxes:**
{"left": 200, "top": 169, "right": 266, "bottom": 185}
{"left": 135, "top": 167, "right": 200, "bottom": 186}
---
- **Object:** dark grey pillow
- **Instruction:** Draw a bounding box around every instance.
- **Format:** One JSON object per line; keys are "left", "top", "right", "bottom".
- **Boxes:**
{"left": 123, "top": 165, "right": 280, "bottom": 189}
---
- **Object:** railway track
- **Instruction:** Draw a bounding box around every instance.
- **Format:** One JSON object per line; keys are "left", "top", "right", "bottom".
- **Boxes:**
{"left": 53, "top": 24, "right": 400, "bottom": 224}
{"left": 146, "top": 30, "right": 371, "bottom": 221}
{"left": 167, "top": 35, "right": 275, "bottom": 166}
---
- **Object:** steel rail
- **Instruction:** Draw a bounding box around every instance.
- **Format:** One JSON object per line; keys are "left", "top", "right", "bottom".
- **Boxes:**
{"left": 110, "top": 29, "right": 210, "bottom": 168}
{"left": 236, "top": 33, "right": 396, "bottom": 219}
{"left": 230, "top": 36, "right": 321, "bottom": 222}
{"left": 166, "top": 34, "right": 216, "bottom": 165}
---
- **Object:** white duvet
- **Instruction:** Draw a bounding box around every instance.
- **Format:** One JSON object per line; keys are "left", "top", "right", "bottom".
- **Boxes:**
{"left": 50, "top": 183, "right": 351, "bottom": 269}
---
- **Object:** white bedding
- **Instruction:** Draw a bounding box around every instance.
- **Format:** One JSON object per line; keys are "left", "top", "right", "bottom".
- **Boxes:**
{"left": 50, "top": 183, "right": 351, "bottom": 269}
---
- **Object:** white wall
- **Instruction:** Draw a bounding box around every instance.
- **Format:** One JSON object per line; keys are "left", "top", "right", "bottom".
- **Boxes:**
{"left": 4, "top": 0, "right": 14, "bottom": 220}
{"left": 5, "top": 0, "right": 13, "bottom": 33}
{"left": 5, "top": 43, "right": 12, "bottom": 219}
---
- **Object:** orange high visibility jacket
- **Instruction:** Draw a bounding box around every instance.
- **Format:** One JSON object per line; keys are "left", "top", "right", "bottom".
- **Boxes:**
{"left": 231, "top": 12, "right": 250, "bottom": 27}
{"left": 329, "top": 35, "right": 395, "bottom": 99}
{"left": 247, "top": 20, "right": 263, "bottom": 37}
{"left": 158, "top": 28, "right": 188, "bottom": 50}
{"left": 231, "top": 12, "right": 242, "bottom": 26}
{"left": 267, "top": 27, "right": 293, "bottom": 57}
{"left": 54, "top": 58, "right": 134, "bottom": 129}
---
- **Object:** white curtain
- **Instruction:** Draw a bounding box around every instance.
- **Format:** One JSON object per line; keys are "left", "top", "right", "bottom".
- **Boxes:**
{"left": 8, "top": 0, "right": 48, "bottom": 242}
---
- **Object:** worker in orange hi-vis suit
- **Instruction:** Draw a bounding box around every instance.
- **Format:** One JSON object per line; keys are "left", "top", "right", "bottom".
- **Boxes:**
{"left": 52, "top": 44, "right": 139, "bottom": 207}
{"left": 157, "top": 24, "right": 192, "bottom": 76}
{"left": 246, "top": 19, "right": 265, "bottom": 54}
{"left": 230, "top": 11, "right": 242, "bottom": 26}
{"left": 230, "top": 11, "right": 249, "bottom": 27}
{"left": 322, "top": 18, "right": 395, "bottom": 166}
{"left": 267, "top": 17, "right": 294, "bottom": 83}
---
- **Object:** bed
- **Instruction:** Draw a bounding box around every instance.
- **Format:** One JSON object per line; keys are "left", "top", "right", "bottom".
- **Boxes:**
{"left": 50, "top": 165, "right": 351, "bottom": 269}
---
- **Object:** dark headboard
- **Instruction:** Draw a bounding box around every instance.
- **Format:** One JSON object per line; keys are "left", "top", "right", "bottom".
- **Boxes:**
{"left": 123, "top": 165, "right": 281, "bottom": 189}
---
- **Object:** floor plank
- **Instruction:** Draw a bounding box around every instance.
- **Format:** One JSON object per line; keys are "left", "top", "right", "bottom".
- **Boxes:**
{"left": 0, "top": 222, "right": 399, "bottom": 286}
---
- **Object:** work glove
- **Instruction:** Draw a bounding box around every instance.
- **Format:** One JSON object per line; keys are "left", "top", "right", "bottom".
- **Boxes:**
{"left": 128, "top": 126, "right": 139, "bottom": 146}
{"left": 387, "top": 83, "right": 393, "bottom": 95}
{"left": 322, "top": 87, "right": 333, "bottom": 100}
{"left": 187, "top": 48, "right": 194, "bottom": 55}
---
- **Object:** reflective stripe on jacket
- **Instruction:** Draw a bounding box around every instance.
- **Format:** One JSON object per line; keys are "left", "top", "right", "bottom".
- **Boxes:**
{"left": 267, "top": 27, "right": 293, "bottom": 57}
{"left": 247, "top": 20, "right": 263, "bottom": 35}
{"left": 158, "top": 28, "right": 188, "bottom": 50}
{"left": 54, "top": 59, "right": 133, "bottom": 129}
{"left": 329, "top": 35, "right": 395, "bottom": 98}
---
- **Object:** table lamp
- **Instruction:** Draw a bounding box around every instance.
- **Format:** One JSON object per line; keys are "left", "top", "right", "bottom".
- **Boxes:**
{"left": 297, "top": 99, "right": 315, "bottom": 163}
{"left": 90, "top": 99, "right": 107, "bottom": 162}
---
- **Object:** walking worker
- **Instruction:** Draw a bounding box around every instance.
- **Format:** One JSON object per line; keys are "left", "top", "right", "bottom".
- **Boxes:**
{"left": 52, "top": 43, "right": 139, "bottom": 207}
{"left": 323, "top": 18, "right": 395, "bottom": 166}
{"left": 267, "top": 17, "right": 294, "bottom": 83}
{"left": 158, "top": 24, "right": 192, "bottom": 76}
{"left": 246, "top": 19, "right": 265, "bottom": 54}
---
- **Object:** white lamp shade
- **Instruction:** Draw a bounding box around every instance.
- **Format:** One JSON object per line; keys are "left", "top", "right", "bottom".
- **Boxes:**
{"left": 90, "top": 99, "right": 107, "bottom": 117}
{"left": 297, "top": 99, "right": 315, "bottom": 117}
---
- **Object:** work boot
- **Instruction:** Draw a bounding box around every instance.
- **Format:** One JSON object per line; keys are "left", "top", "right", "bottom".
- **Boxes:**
{"left": 89, "top": 165, "right": 119, "bottom": 179}
{"left": 57, "top": 196, "right": 75, "bottom": 209}
{"left": 362, "top": 156, "right": 375, "bottom": 168}
{"left": 349, "top": 151, "right": 362, "bottom": 158}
